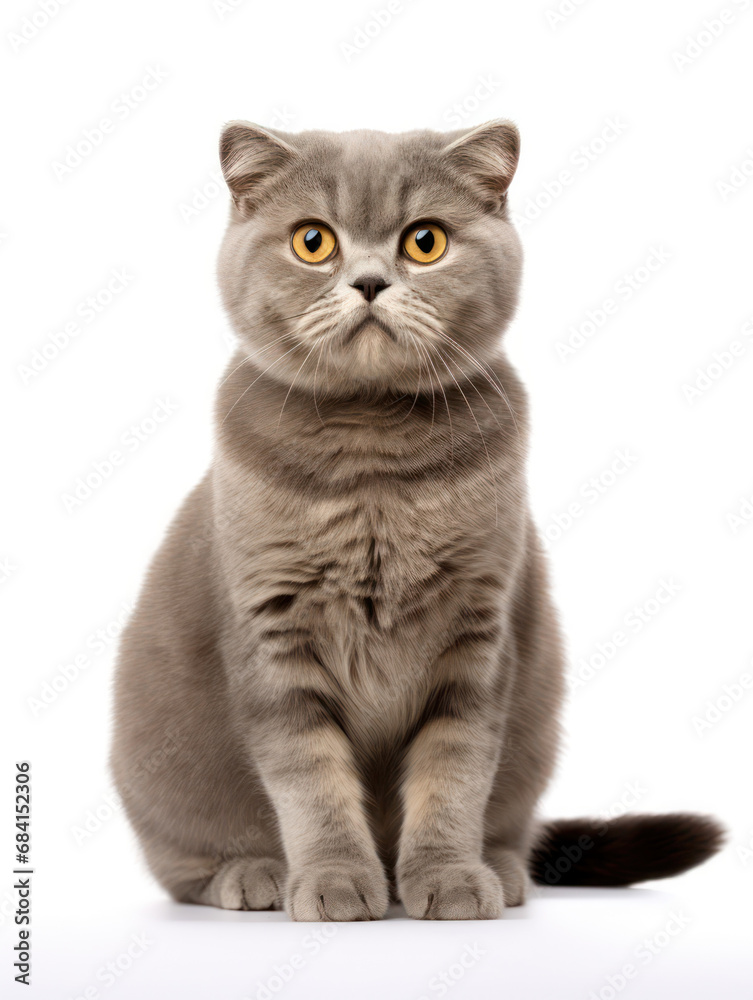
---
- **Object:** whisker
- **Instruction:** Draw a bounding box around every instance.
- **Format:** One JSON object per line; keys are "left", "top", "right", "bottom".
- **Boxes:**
{"left": 423, "top": 325, "right": 503, "bottom": 391}
{"left": 221, "top": 341, "right": 303, "bottom": 425}
{"left": 217, "top": 332, "right": 296, "bottom": 391}
{"left": 277, "top": 342, "right": 319, "bottom": 427}
{"left": 408, "top": 290, "right": 516, "bottom": 421}
{"left": 414, "top": 340, "right": 436, "bottom": 434}
{"left": 217, "top": 352, "right": 255, "bottom": 392}
{"left": 312, "top": 342, "right": 326, "bottom": 426}
{"left": 436, "top": 347, "right": 500, "bottom": 526}
{"left": 423, "top": 342, "right": 455, "bottom": 464}
{"left": 429, "top": 327, "right": 520, "bottom": 437}
{"left": 394, "top": 335, "right": 414, "bottom": 382}
{"left": 440, "top": 346, "right": 502, "bottom": 430}
{"left": 434, "top": 331, "right": 506, "bottom": 394}
{"left": 265, "top": 305, "right": 330, "bottom": 327}
{"left": 325, "top": 337, "right": 334, "bottom": 394}
{"left": 396, "top": 335, "right": 424, "bottom": 424}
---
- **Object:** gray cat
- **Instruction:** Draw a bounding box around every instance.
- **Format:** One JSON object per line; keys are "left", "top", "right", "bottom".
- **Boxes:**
{"left": 110, "top": 120, "right": 721, "bottom": 920}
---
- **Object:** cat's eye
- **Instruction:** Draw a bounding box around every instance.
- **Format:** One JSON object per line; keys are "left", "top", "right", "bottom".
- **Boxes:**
{"left": 402, "top": 223, "right": 448, "bottom": 264}
{"left": 291, "top": 223, "right": 337, "bottom": 264}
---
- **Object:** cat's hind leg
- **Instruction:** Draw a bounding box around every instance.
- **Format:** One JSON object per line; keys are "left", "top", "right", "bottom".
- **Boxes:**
{"left": 484, "top": 846, "right": 529, "bottom": 907}
{"left": 142, "top": 839, "right": 286, "bottom": 911}
{"left": 482, "top": 743, "right": 553, "bottom": 909}
{"left": 187, "top": 857, "right": 285, "bottom": 911}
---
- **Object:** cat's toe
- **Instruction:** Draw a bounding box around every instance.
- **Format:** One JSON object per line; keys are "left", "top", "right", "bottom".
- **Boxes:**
{"left": 486, "top": 847, "right": 529, "bottom": 907}
{"left": 286, "top": 861, "right": 389, "bottom": 921}
{"left": 399, "top": 861, "right": 504, "bottom": 920}
{"left": 206, "top": 857, "right": 285, "bottom": 910}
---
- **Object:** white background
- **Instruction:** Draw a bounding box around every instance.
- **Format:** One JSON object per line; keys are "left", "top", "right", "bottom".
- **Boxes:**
{"left": 3, "top": 0, "right": 752, "bottom": 997}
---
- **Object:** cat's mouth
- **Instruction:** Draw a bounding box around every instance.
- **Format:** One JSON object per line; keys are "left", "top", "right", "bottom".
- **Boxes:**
{"left": 342, "top": 316, "right": 397, "bottom": 345}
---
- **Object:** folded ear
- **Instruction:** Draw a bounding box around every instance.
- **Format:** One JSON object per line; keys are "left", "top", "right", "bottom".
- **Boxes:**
{"left": 219, "top": 121, "right": 297, "bottom": 216}
{"left": 442, "top": 119, "right": 520, "bottom": 215}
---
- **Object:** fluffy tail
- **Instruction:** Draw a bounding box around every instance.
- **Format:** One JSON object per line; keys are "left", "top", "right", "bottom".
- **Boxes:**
{"left": 529, "top": 813, "right": 724, "bottom": 887}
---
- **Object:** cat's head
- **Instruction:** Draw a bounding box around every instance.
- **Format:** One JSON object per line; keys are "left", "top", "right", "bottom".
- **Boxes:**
{"left": 217, "top": 120, "right": 522, "bottom": 395}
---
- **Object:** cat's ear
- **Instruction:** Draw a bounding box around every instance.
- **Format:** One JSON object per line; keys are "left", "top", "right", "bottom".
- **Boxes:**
{"left": 219, "top": 121, "right": 297, "bottom": 217}
{"left": 442, "top": 119, "right": 520, "bottom": 215}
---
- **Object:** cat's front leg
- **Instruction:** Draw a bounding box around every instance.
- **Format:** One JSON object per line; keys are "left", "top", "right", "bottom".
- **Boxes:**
{"left": 396, "top": 636, "right": 509, "bottom": 920}
{"left": 237, "top": 658, "right": 389, "bottom": 922}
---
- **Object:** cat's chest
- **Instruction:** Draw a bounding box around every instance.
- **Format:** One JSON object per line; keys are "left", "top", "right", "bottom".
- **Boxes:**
{"left": 226, "top": 475, "right": 479, "bottom": 633}
{"left": 221, "top": 467, "right": 499, "bottom": 741}
{"left": 286, "top": 493, "right": 456, "bottom": 627}
{"left": 282, "top": 498, "right": 457, "bottom": 729}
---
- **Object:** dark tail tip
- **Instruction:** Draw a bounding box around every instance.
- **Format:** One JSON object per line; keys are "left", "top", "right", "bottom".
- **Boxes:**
{"left": 529, "top": 813, "right": 725, "bottom": 887}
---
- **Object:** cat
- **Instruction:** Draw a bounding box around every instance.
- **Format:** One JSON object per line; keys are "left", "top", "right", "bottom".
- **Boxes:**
{"left": 110, "top": 119, "right": 722, "bottom": 920}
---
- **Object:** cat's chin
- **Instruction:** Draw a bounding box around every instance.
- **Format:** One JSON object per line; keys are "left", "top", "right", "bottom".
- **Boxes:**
{"left": 332, "top": 319, "right": 405, "bottom": 378}
{"left": 321, "top": 324, "right": 453, "bottom": 394}
{"left": 342, "top": 316, "right": 398, "bottom": 346}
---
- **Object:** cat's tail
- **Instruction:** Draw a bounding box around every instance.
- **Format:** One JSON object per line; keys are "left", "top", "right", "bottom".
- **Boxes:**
{"left": 529, "top": 813, "right": 724, "bottom": 887}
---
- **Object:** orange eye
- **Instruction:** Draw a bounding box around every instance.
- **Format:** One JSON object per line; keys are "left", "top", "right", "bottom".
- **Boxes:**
{"left": 402, "top": 223, "right": 448, "bottom": 264}
{"left": 291, "top": 223, "right": 337, "bottom": 263}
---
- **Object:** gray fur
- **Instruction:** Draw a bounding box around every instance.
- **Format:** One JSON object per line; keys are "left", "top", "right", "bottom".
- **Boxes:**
{"left": 110, "top": 121, "right": 719, "bottom": 921}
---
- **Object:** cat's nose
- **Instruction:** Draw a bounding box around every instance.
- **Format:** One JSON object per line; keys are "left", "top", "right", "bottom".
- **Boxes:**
{"left": 350, "top": 276, "right": 390, "bottom": 303}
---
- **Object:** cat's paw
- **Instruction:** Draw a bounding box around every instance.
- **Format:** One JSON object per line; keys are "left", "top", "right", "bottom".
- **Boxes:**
{"left": 286, "top": 860, "right": 389, "bottom": 921}
{"left": 399, "top": 861, "right": 504, "bottom": 920}
{"left": 204, "top": 857, "right": 285, "bottom": 910}
{"left": 486, "top": 847, "right": 529, "bottom": 907}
